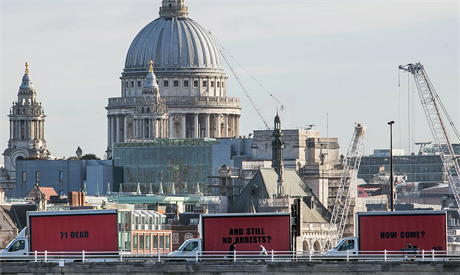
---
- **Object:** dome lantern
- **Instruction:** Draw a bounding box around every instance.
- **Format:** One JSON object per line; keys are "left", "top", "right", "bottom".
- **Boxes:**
{"left": 159, "top": 0, "right": 188, "bottom": 18}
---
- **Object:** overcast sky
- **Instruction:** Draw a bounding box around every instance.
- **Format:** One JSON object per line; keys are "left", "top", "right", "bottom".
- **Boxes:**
{"left": 1, "top": 0, "right": 459, "bottom": 162}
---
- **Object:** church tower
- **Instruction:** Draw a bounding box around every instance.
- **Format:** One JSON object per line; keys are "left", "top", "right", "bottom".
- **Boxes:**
{"left": 132, "top": 60, "right": 169, "bottom": 139}
{"left": 271, "top": 113, "right": 285, "bottom": 197}
{"left": 1, "top": 62, "right": 51, "bottom": 188}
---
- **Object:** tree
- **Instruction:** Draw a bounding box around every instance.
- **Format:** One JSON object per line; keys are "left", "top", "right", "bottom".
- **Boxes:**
{"left": 81, "top": 153, "right": 100, "bottom": 160}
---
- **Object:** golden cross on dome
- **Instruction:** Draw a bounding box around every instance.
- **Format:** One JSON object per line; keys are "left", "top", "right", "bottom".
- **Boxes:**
{"left": 25, "top": 62, "right": 29, "bottom": 75}
{"left": 149, "top": 60, "right": 154, "bottom": 73}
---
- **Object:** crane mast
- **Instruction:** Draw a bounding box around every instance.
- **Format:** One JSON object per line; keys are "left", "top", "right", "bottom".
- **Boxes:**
{"left": 329, "top": 123, "right": 366, "bottom": 244}
{"left": 399, "top": 62, "right": 460, "bottom": 208}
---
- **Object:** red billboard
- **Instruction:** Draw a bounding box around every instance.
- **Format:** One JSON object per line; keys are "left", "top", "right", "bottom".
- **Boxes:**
{"left": 29, "top": 213, "right": 118, "bottom": 252}
{"left": 202, "top": 214, "right": 291, "bottom": 253}
{"left": 358, "top": 212, "right": 447, "bottom": 253}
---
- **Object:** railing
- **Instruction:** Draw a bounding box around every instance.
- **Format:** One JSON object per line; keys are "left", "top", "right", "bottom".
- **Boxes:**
{"left": 107, "top": 96, "right": 240, "bottom": 107}
{"left": 1, "top": 249, "right": 460, "bottom": 262}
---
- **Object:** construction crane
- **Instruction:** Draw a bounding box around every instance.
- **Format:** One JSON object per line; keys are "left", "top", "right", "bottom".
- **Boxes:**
{"left": 210, "top": 32, "right": 284, "bottom": 130}
{"left": 399, "top": 62, "right": 460, "bottom": 208}
{"left": 329, "top": 123, "right": 366, "bottom": 245}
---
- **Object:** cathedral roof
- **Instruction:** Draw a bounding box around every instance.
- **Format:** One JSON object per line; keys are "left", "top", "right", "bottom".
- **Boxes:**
{"left": 124, "top": 0, "right": 223, "bottom": 74}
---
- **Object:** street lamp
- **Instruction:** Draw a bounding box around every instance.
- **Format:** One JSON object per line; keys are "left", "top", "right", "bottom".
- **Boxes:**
{"left": 388, "top": 121, "right": 395, "bottom": 211}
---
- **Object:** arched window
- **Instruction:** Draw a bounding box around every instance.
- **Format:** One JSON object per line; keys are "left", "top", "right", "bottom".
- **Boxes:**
{"left": 142, "top": 107, "right": 145, "bottom": 113}
{"left": 147, "top": 107, "right": 150, "bottom": 113}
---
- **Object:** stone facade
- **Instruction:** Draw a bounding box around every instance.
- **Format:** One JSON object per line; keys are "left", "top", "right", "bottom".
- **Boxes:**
{"left": 251, "top": 129, "right": 320, "bottom": 169}
{"left": 106, "top": 0, "right": 241, "bottom": 158}
{"left": 1, "top": 63, "right": 51, "bottom": 190}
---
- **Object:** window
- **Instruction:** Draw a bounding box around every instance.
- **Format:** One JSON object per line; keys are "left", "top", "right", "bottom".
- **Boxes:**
{"left": 35, "top": 171, "right": 40, "bottom": 182}
{"left": 193, "top": 80, "right": 198, "bottom": 87}
{"left": 153, "top": 235, "right": 158, "bottom": 249}
{"left": 165, "top": 235, "right": 170, "bottom": 250}
{"left": 131, "top": 81, "right": 134, "bottom": 88}
{"left": 174, "top": 80, "right": 179, "bottom": 87}
{"left": 185, "top": 204, "right": 194, "bottom": 212}
{"left": 126, "top": 82, "right": 128, "bottom": 88}
{"left": 217, "top": 81, "right": 220, "bottom": 88}
{"left": 146, "top": 235, "right": 151, "bottom": 249}
{"left": 9, "top": 240, "right": 25, "bottom": 252}
{"left": 139, "top": 235, "right": 144, "bottom": 250}
{"left": 159, "top": 234, "right": 164, "bottom": 249}
{"left": 183, "top": 241, "right": 198, "bottom": 252}
{"left": 203, "top": 81, "right": 207, "bottom": 87}
{"left": 184, "top": 80, "right": 189, "bottom": 87}
{"left": 138, "top": 81, "right": 141, "bottom": 87}
{"left": 133, "top": 235, "right": 138, "bottom": 250}
{"left": 164, "top": 80, "right": 169, "bottom": 87}
{"left": 190, "top": 218, "right": 199, "bottom": 225}
{"left": 211, "top": 81, "right": 214, "bottom": 87}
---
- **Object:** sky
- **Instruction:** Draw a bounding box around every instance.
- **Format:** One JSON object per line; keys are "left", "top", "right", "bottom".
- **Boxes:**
{"left": 0, "top": 0, "right": 459, "bottom": 162}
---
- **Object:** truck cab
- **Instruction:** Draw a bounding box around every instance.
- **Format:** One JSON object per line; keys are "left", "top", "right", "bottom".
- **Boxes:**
{"left": 323, "top": 237, "right": 358, "bottom": 256}
{"left": 0, "top": 228, "right": 29, "bottom": 255}
{"left": 168, "top": 238, "right": 202, "bottom": 260}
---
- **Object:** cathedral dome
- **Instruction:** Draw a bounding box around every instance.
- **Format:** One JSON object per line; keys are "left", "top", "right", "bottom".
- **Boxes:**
{"left": 124, "top": 1, "right": 222, "bottom": 75}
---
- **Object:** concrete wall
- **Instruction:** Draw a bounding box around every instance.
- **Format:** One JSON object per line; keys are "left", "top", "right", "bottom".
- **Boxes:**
{"left": 1, "top": 261, "right": 460, "bottom": 274}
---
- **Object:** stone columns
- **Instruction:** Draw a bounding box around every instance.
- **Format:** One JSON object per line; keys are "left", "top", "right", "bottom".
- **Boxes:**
{"left": 194, "top": 113, "right": 199, "bottom": 138}
{"left": 159, "top": 119, "right": 163, "bottom": 138}
{"left": 123, "top": 116, "right": 127, "bottom": 142}
{"left": 224, "top": 114, "right": 228, "bottom": 138}
{"left": 148, "top": 119, "right": 152, "bottom": 138}
{"left": 169, "top": 116, "right": 174, "bottom": 138}
{"left": 110, "top": 116, "right": 114, "bottom": 146}
{"left": 181, "top": 114, "right": 186, "bottom": 138}
{"left": 205, "top": 114, "right": 210, "bottom": 137}
{"left": 25, "top": 121, "right": 29, "bottom": 139}
{"left": 133, "top": 118, "right": 137, "bottom": 139}
{"left": 116, "top": 116, "right": 120, "bottom": 142}
{"left": 31, "top": 121, "right": 34, "bottom": 140}
{"left": 236, "top": 115, "right": 240, "bottom": 137}
{"left": 231, "top": 116, "right": 235, "bottom": 137}
{"left": 142, "top": 119, "right": 145, "bottom": 138}
{"left": 215, "top": 114, "right": 220, "bottom": 138}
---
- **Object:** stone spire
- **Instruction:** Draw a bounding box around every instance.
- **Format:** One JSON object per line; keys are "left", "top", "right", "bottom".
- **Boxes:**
{"left": 159, "top": 0, "right": 188, "bottom": 18}
{"left": 3, "top": 62, "right": 50, "bottom": 176}
{"left": 271, "top": 113, "right": 285, "bottom": 197}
